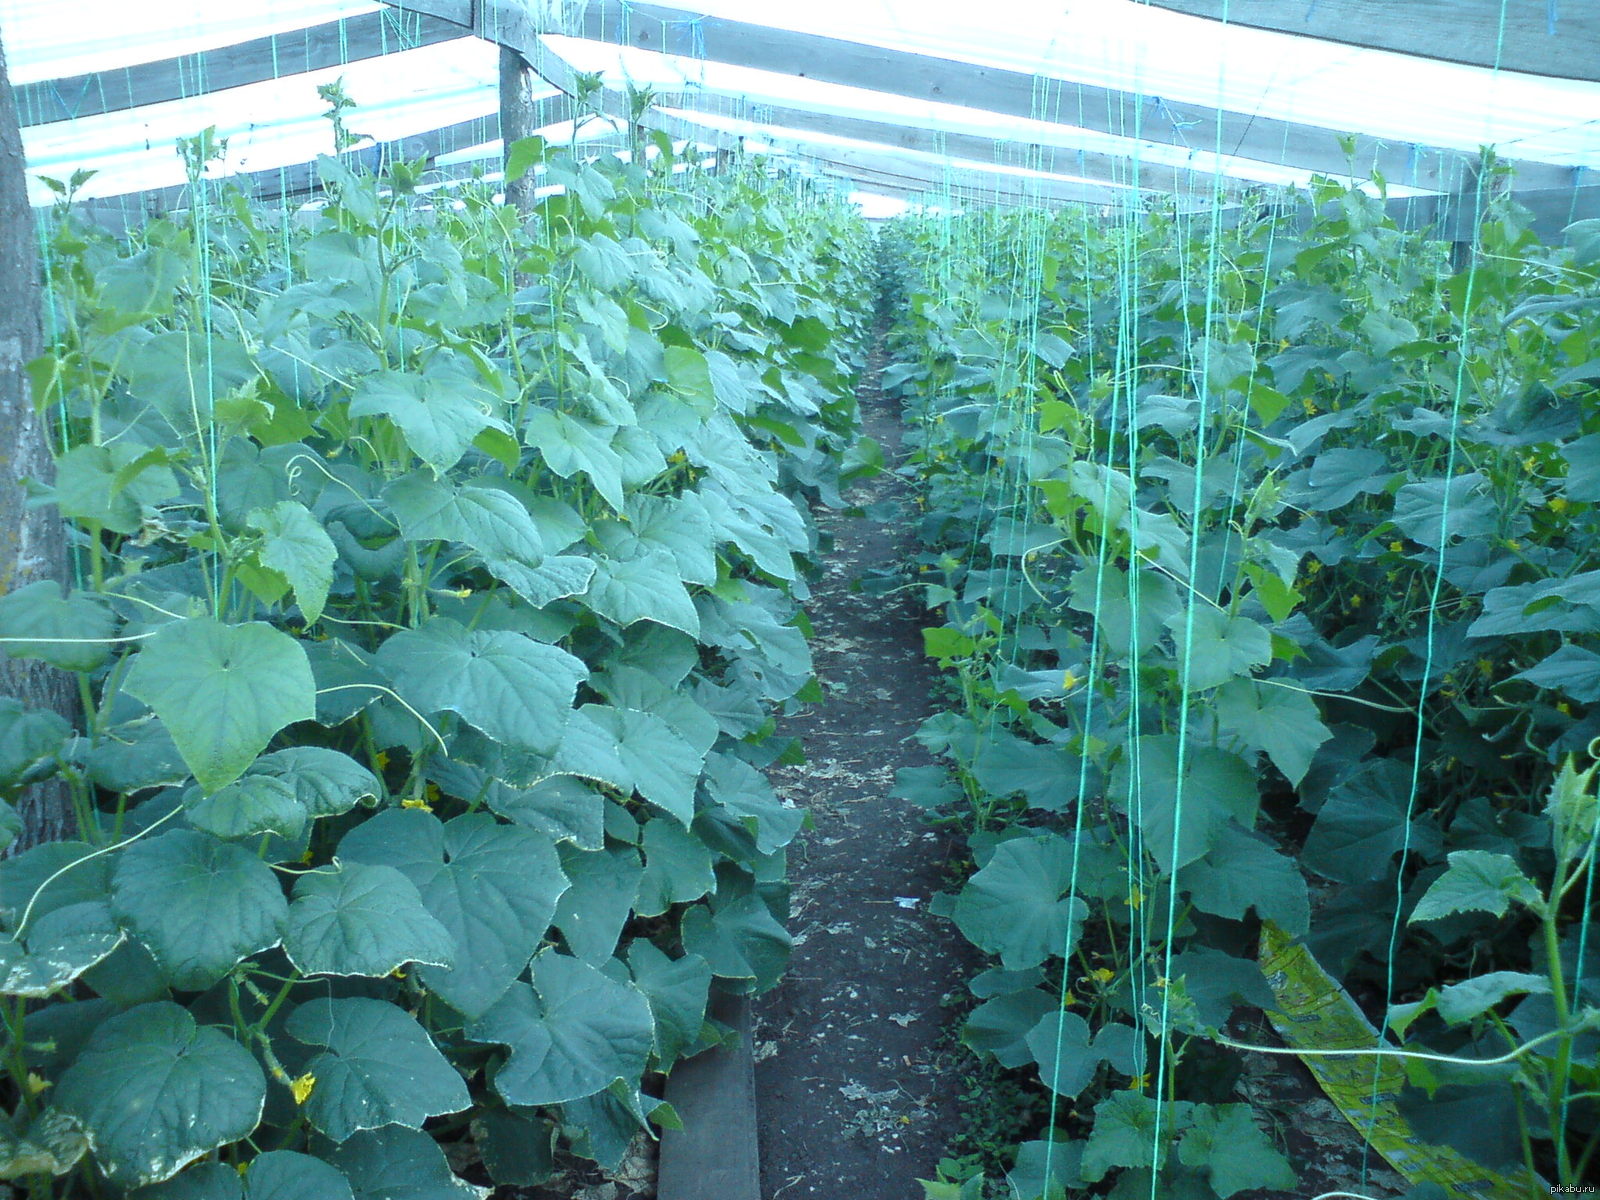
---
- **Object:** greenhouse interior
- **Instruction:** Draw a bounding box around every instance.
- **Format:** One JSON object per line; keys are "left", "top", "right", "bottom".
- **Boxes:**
{"left": 1, "top": 2, "right": 1598, "bottom": 1198}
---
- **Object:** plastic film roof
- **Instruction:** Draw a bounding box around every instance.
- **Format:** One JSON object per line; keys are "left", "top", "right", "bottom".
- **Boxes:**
{"left": 2, "top": 0, "right": 1598, "bottom": 216}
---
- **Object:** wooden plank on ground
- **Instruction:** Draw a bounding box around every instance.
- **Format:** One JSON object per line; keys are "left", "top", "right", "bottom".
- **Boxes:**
{"left": 656, "top": 992, "right": 762, "bottom": 1200}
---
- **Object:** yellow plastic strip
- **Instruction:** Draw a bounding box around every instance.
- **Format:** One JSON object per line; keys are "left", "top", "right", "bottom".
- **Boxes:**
{"left": 1257, "top": 921, "right": 1546, "bottom": 1200}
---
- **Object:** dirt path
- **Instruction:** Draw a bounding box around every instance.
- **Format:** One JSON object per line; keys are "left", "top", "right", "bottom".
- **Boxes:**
{"left": 753, "top": 334, "right": 976, "bottom": 1200}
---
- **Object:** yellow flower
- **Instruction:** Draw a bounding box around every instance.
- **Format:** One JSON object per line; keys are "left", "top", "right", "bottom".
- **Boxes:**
{"left": 1550, "top": 495, "right": 1570, "bottom": 514}
{"left": 668, "top": 450, "right": 686, "bottom": 464}
{"left": 1558, "top": 701, "right": 1573, "bottom": 716}
{"left": 452, "top": 588, "right": 473, "bottom": 599}
{"left": 1349, "top": 594, "right": 1362, "bottom": 609}
{"left": 1061, "top": 989, "right": 1078, "bottom": 1008}
{"left": 401, "top": 796, "right": 433, "bottom": 812}
{"left": 1090, "top": 967, "right": 1115, "bottom": 984}
{"left": 1388, "top": 541, "right": 1403, "bottom": 554}
{"left": 1506, "top": 539, "right": 1522, "bottom": 551}
{"left": 1127, "top": 1073, "right": 1150, "bottom": 1090}
{"left": 374, "top": 751, "right": 391, "bottom": 771}
{"left": 1305, "top": 560, "right": 1322, "bottom": 576}
{"left": 25, "top": 1072, "right": 50, "bottom": 1096}
{"left": 290, "top": 1074, "right": 317, "bottom": 1105}
{"left": 1126, "top": 886, "right": 1144, "bottom": 909}
{"left": 1062, "top": 669, "right": 1080, "bottom": 691}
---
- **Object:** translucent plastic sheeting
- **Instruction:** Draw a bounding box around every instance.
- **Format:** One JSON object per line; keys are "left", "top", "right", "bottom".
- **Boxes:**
{"left": 546, "top": 37, "right": 1434, "bottom": 197}
{"left": 658, "top": 0, "right": 1600, "bottom": 167}
{"left": 20, "top": 38, "right": 499, "bottom": 205}
{"left": 0, "top": 0, "right": 383, "bottom": 84}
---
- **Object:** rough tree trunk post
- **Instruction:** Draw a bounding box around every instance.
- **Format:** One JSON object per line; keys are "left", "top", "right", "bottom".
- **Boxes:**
{"left": 499, "top": 44, "right": 540, "bottom": 215}
{"left": 0, "top": 30, "right": 77, "bottom": 851}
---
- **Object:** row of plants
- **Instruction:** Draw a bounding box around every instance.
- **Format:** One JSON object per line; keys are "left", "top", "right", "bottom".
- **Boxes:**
{"left": 0, "top": 124, "right": 874, "bottom": 1195}
{"left": 883, "top": 176, "right": 1600, "bottom": 1196}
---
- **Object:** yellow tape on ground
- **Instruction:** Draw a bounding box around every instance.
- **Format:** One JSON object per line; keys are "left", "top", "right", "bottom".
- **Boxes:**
{"left": 1257, "top": 921, "right": 1546, "bottom": 1200}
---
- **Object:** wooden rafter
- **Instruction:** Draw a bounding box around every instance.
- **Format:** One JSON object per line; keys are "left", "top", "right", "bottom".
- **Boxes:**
{"left": 646, "top": 96, "right": 1252, "bottom": 201}
{"left": 1141, "top": 1, "right": 1600, "bottom": 84}
{"left": 545, "top": 1, "right": 1582, "bottom": 194}
{"left": 13, "top": 9, "right": 468, "bottom": 127}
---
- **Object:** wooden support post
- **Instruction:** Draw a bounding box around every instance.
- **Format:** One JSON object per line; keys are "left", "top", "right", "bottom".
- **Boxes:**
{"left": 500, "top": 45, "right": 541, "bottom": 213}
{"left": 0, "top": 30, "right": 76, "bottom": 851}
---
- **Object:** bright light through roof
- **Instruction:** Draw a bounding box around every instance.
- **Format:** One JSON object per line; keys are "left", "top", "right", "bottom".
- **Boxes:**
{"left": 2, "top": 0, "right": 1596, "bottom": 209}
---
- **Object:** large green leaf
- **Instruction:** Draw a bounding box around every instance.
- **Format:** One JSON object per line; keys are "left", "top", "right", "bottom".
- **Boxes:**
{"left": 0, "top": 580, "right": 116, "bottom": 672}
{"left": 111, "top": 830, "right": 287, "bottom": 990}
{"left": 524, "top": 409, "right": 626, "bottom": 510}
{"left": 248, "top": 747, "right": 379, "bottom": 818}
{"left": 1389, "top": 970, "right": 1551, "bottom": 1037}
{"left": 1165, "top": 608, "right": 1272, "bottom": 692}
{"left": 962, "top": 988, "right": 1056, "bottom": 1068}
{"left": 0, "top": 700, "right": 71, "bottom": 792}
{"left": 635, "top": 818, "right": 716, "bottom": 917}
{"left": 576, "top": 704, "right": 704, "bottom": 823}
{"left": 1214, "top": 679, "right": 1331, "bottom": 786}
{"left": 0, "top": 1108, "right": 88, "bottom": 1181}
{"left": 1112, "top": 737, "right": 1259, "bottom": 874}
{"left": 1302, "top": 758, "right": 1441, "bottom": 884}
{"left": 326, "top": 1127, "right": 488, "bottom": 1200}
{"left": 585, "top": 551, "right": 701, "bottom": 637}
{"left": 1080, "top": 1092, "right": 1192, "bottom": 1182}
{"left": 125, "top": 618, "right": 316, "bottom": 792}
{"left": 349, "top": 371, "right": 500, "bottom": 474}
{"left": 626, "top": 942, "right": 711, "bottom": 1068}
{"left": 701, "top": 750, "right": 807, "bottom": 855}
{"left": 246, "top": 501, "right": 338, "bottom": 623}
{"left": 606, "top": 492, "right": 717, "bottom": 585}
{"left": 339, "top": 810, "right": 567, "bottom": 1019}
{"left": 1179, "top": 821, "right": 1309, "bottom": 936}
{"left": 551, "top": 844, "right": 640, "bottom": 965}
{"left": 952, "top": 836, "right": 1088, "bottom": 971}
{"left": 55, "top": 1002, "right": 265, "bottom": 1187}
{"left": 1513, "top": 644, "right": 1600, "bottom": 703}
{"left": 1410, "top": 851, "right": 1542, "bottom": 923}
{"left": 467, "top": 953, "right": 654, "bottom": 1106}
{"left": 1390, "top": 473, "right": 1497, "bottom": 549}
{"left": 375, "top": 619, "right": 585, "bottom": 758}
{"left": 384, "top": 473, "right": 545, "bottom": 591}
{"left": 662, "top": 344, "right": 718, "bottom": 415}
{"left": 50, "top": 440, "right": 179, "bottom": 534}
{"left": 243, "top": 1151, "right": 355, "bottom": 1200}
{"left": 591, "top": 664, "right": 719, "bottom": 757}
{"left": 1023, "top": 1010, "right": 1101, "bottom": 1098}
{"left": 971, "top": 733, "right": 1077, "bottom": 812}
{"left": 286, "top": 997, "right": 470, "bottom": 1143}
{"left": 480, "top": 773, "right": 606, "bottom": 850}
{"left": 679, "top": 874, "right": 791, "bottom": 990}
{"left": 184, "top": 775, "right": 305, "bottom": 841}
{"left": 284, "top": 862, "right": 455, "bottom": 978}
{"left": 0, "top": 901, "right": 125, "bottom": 998}
{"left": 1177, "top": 1104, "right": 1296, "bottom": 1198}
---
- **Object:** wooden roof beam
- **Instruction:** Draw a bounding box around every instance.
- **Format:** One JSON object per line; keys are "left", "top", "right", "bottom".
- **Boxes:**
{"left": 536, "top": 1, "right": 1578, "bottom": 194}
{"left": 14, "top": 8, "right": 468, "bottom": 127}
{"left": 1141, "top": 1, "right": 1600, "bottom": 84}
{"left": 646, "top": 95, "right": 1247, "bottom": 202}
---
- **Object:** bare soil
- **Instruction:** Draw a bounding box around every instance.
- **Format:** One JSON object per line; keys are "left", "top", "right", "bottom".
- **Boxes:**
{"left": 752, "top": 337, "right": 977, "bottom": 1200}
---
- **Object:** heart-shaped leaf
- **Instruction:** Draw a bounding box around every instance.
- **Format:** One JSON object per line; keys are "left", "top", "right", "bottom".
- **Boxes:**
{"left": 111, "top": 829, "right": 287, "bottom": 990}
{"left": 56, "top": 1002, "right": 265, "bottom": 1186}
{"left": 286, "top": 997, "right": 470, "bottom": 1143}
{"left": 125, "top": 618, "right": 315, "bottom": 793}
